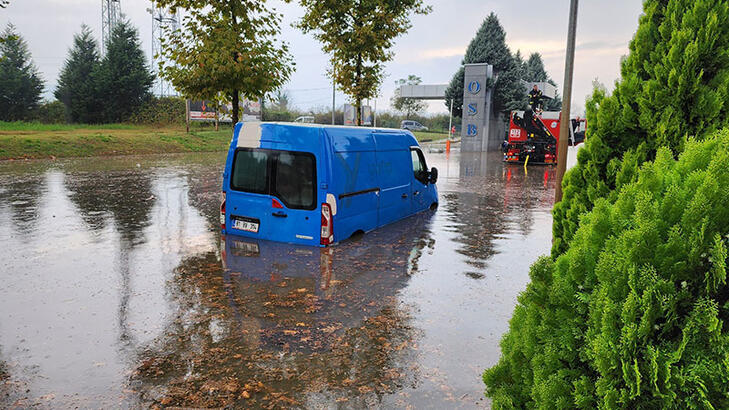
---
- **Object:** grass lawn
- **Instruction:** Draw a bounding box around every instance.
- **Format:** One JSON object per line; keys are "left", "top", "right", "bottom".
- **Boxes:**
{"left": 412, "top": 131, "right": 450, "bottom": 142}
{"left": 0, "top": 122, "right": 232, "bottom": 160}
{"left": 0, "top": 122, "right": 453, "bottom": 160}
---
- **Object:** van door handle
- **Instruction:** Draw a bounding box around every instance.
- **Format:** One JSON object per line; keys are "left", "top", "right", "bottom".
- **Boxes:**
{"left": 413, "top": 191, "right": 420, "bottom": 196}
{"left": 401, "top": 193, "right": 408, "bottom": 199}
{"left": 272, "top": 211, "right": 287, "bottom": 218}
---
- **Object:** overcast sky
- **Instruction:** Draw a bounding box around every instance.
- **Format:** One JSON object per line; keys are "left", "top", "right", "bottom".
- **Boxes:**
{"left": 1, "top": 0, "right": 643, "bottom": 115}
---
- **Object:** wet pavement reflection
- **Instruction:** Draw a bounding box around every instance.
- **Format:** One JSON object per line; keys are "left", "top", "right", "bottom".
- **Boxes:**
{"left": 0, "top": 147, "right": 579, "bottom": 408}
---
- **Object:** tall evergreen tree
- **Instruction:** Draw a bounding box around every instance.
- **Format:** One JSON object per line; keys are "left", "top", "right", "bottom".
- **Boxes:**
{"left": 96, "top": 21, "right": 153, "bottom": 123}
{"left": 0, "top": 24, "right": 44, "bottom": 121}
{"left": 444, "top": 13, "right": 524, "bottom": 117}
{"left": 524, "top": 52, "right": 547, "bottom": 81}
{"left": 552, "top": 0, "right": 729, "bottom": 254}
{"left": 55, "top": 25, "right": 101, "bottom": 123}
{"left": 513, "top": 50, "right": 527, "bottom": 81}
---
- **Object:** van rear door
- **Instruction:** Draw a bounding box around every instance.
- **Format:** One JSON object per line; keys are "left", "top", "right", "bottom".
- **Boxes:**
{"left": 227, "top": 148, "right": 273, "bottom": 239}
{"left": 267, "top": 151, "right": 319, "bottom": 244}
{"left": 226, "top": 148, "right": 319, "bottom": 245}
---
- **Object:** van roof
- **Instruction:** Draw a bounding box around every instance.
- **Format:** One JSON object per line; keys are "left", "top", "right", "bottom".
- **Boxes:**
{"left": 233, "top": 121, "right": 418, "bottom": 151}
{"left": 262, "top": 121, "right": 405, "bottom": 132}
{"left": 231, "top": 121, "right": 418, "bottom": 152}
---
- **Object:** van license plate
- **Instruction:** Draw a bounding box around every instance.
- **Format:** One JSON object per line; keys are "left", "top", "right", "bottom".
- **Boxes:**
{"left": 233, "top": 217, "right": 259, "bottom": 233}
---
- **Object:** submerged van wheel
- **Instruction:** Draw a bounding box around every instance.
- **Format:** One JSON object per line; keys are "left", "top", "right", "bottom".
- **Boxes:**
{"left": 350, "top": 230, "right": 365, "bottom": 240}
{"left": 430, "top": 202, "right": 439, "bottom": 210}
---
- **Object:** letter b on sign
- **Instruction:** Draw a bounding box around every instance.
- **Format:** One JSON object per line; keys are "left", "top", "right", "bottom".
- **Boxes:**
{"left": 466, "top": 124, "right": 478, "bottom": 136}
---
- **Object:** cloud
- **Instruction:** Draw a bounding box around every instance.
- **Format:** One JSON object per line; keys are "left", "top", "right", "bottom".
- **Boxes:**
{"left": 396, "top": 46, "right": 467, "bottom": 64}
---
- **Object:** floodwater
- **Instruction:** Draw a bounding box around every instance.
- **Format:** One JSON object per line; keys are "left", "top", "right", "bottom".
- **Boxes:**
{"left": 0, "top": 146, "right": 579, "bottom": 409}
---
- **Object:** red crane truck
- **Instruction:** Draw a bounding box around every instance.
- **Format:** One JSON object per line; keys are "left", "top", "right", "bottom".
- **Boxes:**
{"left": 503, "top": 109, "right": 585, "bottom": 164}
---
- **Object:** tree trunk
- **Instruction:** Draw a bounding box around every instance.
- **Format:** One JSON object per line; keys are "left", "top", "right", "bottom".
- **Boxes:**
{"left": 355, "top": 53, "right": 362, "bottom": 126}
{"left": 356, "top": 98, "right": 362, "bottom": 126}
{"left": 232, "top": 89, "right": 239, "bottom": 127}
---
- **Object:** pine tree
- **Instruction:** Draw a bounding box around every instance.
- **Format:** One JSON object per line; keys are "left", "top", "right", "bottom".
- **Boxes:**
{"left": 0, "top": 24, "right": 44, "bottom": 121}
{"left": 444, "top": 13, "right": 524, "bottom": 117}
{"left": 524, "top": 52, "right": 547, "bottom": 82}
{"left": 55, "top": 25, "right": 101, "bottom": 123}
{"left": 552, "top": 0, "right": 729, "bottom": 254}
{"left": 513, "top": 50, "right": 527, "bottom": 81}
{"left": 96, "top": 21, "right": 153, "bottom": 123}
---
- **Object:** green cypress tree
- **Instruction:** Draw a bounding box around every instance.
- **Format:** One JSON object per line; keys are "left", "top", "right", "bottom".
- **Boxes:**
{"left": 552, "top": 0, "right": 729, "bottom": 255}
{"left": 485, "top": 129, "right": 729, "bottom": 409}
{"left": 96, "top": 21, "right": 154, "bottom": 123}
{"left": 0, "top": 24, "right": 44, "bottom": 121}
{"left": 514, "top": 50, "right": 527, "bottom": 80}
{"left": 525, "top": 52, "right": 547, "bottom": 82}
{"left": 55, "top": 25, "right": 102, "bottom": 123}
{"left": 444, "top": 12, "right": 525, "bottom": 117}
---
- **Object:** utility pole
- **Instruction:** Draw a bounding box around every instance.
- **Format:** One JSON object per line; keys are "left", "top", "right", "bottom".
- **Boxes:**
{"left": 554, "top": 0, "right": 579, "bottom": 203}
{"left": 374, "top": 98, "right": 377, "bottom": 127}
{"left": 331, "top": 65, "right": 336, "bottom": 125}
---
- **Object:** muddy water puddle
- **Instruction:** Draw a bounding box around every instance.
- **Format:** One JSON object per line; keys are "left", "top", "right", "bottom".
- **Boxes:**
{"left": 0, "top": 148, "right": 578, "bottom": 408}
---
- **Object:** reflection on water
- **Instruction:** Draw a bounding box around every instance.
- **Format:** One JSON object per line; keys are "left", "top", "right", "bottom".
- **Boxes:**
{"left": 0, "top": 147, "right": 572, "bottom": 408}
{"left": 0, "top": 172, "right": 46, "bottom": 235}
{"left": 130, "top": 216, "right": 433, "bottom": 408}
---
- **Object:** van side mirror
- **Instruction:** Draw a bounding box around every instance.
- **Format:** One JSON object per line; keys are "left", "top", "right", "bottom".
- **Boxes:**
{"left": 429, "top": 167, "right": 438, "bottom": 184}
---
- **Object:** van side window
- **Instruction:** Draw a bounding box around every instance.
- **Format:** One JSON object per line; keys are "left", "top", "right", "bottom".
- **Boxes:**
{"left": 410, "top": 148, "right": 428, "bottom": 183}
{"left": 274, "top": 152, "right": 316, "bottom": 210}
{"left": 231, "top": 150, "right": 269, "bottom": 194}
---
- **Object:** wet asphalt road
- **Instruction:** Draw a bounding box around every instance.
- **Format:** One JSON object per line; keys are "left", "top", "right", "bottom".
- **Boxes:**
{"left": 0, "top": 146, "right": 578, "bottom": 408}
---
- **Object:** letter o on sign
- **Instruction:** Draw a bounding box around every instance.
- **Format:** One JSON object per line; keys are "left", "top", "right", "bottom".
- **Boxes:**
{"left": 468, "top": 81, "right": 481, "bottom": 94}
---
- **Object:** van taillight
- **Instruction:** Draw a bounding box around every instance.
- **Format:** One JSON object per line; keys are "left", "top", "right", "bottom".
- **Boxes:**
{"left": 220, "top": 192, "right": 226, "bottom": 231}
{"left": 320, "top": 203, "right": 333, "bottom": 245}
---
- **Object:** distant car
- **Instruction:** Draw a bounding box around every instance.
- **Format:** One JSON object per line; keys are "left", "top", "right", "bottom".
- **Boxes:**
{"left": 294, "top": 116, "right": 315, "bottom": 124}
{"left": 400, "top": 120, "right": 428, "bottom": 132}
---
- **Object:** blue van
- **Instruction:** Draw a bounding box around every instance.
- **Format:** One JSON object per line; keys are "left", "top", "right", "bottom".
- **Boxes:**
{"left": 220, "top": 122, "right": 439, "bottom": 246}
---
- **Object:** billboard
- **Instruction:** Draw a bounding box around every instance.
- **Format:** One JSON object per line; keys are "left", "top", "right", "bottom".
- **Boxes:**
{"left": 189, "top": 99, "right": 261, "bottom": 123}
{"left": 343, "top": 103, "right": 373, "bottom": 126}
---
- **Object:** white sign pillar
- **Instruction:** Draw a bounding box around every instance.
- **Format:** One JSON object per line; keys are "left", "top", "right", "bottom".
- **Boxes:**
{"left": 461, "top": 63, "right": 495, "bottom": 152}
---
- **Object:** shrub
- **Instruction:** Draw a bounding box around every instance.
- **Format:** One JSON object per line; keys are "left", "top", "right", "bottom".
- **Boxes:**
{"left": 32, "top": 100, "right": 67, "bottom": 124}
{"left": 128, "top": 96, "right": 185, "bottom": 125}
{"left": 484, "top": 130, "right": 729, "bottom": 408}
{"left": 552, "top": 0, "right": 729, "bottom": 256}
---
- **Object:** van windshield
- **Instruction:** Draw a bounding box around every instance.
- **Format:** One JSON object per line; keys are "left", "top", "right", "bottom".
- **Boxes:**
{"left": 231, "top": 148, "right": 316, "bottom": 210}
